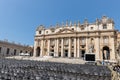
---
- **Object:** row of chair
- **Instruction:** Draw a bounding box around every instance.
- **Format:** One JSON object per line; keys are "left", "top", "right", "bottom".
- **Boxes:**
{"left": 0, "top": 58, "right": 111, "bottom": 80}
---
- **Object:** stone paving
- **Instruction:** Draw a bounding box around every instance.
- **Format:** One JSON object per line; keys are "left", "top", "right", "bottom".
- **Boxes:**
{"left": 6, "top": 56, "right": 85, "bottom": 64}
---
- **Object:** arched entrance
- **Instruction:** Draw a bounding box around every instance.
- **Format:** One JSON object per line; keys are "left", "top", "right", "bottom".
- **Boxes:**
{"left": 14, "top": 49, "right": 16, "bottom": 55}
{"left": 102, "top": 46, "right": 110, "bottom": 60}
{"left": 36, "top": 47, "right": 40, "bottom": 57}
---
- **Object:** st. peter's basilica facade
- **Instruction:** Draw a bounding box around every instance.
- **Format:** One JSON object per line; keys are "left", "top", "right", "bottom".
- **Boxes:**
{"left": 34, "top": 16, "right": 118, "bottom": 61}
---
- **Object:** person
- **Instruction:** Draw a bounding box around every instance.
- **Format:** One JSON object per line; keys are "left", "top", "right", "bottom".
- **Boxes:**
{"left": 102, "top": 60, "right": 104, "bottom": 65}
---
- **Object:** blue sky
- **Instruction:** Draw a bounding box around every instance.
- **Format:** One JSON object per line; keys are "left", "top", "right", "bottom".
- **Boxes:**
{"left": 0, "top": 0, "right": 120, "bottom": 45}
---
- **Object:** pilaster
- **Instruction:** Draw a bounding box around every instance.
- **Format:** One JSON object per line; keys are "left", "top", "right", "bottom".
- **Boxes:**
{"left": 68, "top": 38, "right": 71, "bottom": 57}
{"left": 110, "top": 36, "right": 115, "bottom": 60}
{"left": 61, "top": 38, "right": 64, "bottom": 57}
{"left": 74, "top": 38, "right": 77, "bottom": 57}
{"left": 77, "top": 37, "right": 80, "bottom": 58}
{"left": 95, "top": 37, "right": 100, "bottom": 60}
{"left": 40, "top": 40, "right": 44, "bottom": 57}
{"left": 86, "top": 37, "right": 88, "bottom": 53}
{"left": 47, "top": 39, "right": 50, "bottom": 56}
{"left": 56, "top": 38, "right": 59, "bottom": 57}
{"left": 33, "top": 40, "right": 37, "bottom": 57}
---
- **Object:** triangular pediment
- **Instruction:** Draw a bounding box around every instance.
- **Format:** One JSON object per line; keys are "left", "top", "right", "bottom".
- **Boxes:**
{"left": 56, "top": 28, "right": 76, "bottom": 34}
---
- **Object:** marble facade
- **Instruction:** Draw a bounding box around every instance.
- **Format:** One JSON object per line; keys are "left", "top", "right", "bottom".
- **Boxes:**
{"left": 34, "top": 16, "right": 118, "bottom": 61}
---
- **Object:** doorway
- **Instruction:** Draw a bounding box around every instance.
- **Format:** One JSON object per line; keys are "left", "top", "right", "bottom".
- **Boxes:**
{"left": 36, "top": 47, "right": 40, "bottom": 57}
{"left": 81, "top": 50, "right": 85, "bottom": 58}
{"left": 102, "top": 46, "right": 110, "bottom": 60}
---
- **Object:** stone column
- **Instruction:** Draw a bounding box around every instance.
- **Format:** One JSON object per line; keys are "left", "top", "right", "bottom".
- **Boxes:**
{"left": 61, "top": 38, "right": 64, "bottom": 57}
{"left": 33, "top": 40, "right": 37, "bottom": 57}
{"left": 95, "top": 37, "right": 100, "bottom": 60}
{"left": 110, "top": 36, "right": 115, "bottom": 60}
{"left": 77, "top": 37, "right": 80, "bottom": 58}
{"left": 40, "top": 39, "right": 44, "bottom": 57}
{"left": 68, "top": 38, "right": 71, "bottom": 57}
{"left": 56, "top": 38, "right": 59, "bottom": 57}
{"left": 2, "top": 47, "right": 6, "bottom": 56}
{"left": 47, "top": 39, "right": 50, "bottom": 56}
{"left": 101, "top": 37, "right": 103, "bottom": 60}
{"left": 74, "top": 38, "right": 77, "bottom": 57}
{"left": 54, "top": 39, "right": 58, "bottom": 57}
{"left": 86, "top": 37, "right": 88, "bottom": 53}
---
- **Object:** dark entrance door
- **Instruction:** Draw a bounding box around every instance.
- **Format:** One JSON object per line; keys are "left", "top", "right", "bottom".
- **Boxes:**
{"left": 36, "top": 47, "right": 40, "bottom": 57}
{"left": 102, "top": 46, "right": 110, "bottom": 60}
{"left": 81, "top": 50, "right": 85, "bottom": 58}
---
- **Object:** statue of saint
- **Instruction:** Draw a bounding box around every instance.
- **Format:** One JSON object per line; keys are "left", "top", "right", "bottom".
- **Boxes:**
{"left": 88, "top": 44, "right": 94, "bottom": 53}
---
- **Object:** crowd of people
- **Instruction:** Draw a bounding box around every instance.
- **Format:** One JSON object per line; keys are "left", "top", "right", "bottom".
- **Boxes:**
{"left": 0, "top": 58, "right": 112, "bottom": 80}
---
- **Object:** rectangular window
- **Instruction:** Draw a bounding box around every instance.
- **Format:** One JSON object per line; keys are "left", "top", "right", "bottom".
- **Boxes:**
{"left": 103, "top": 25, "right": 107, "bottom": 29}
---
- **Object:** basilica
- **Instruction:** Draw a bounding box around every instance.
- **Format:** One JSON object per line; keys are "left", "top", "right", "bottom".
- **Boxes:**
{"left": 34, "top": 16, "right": 118, "bottom": 61}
